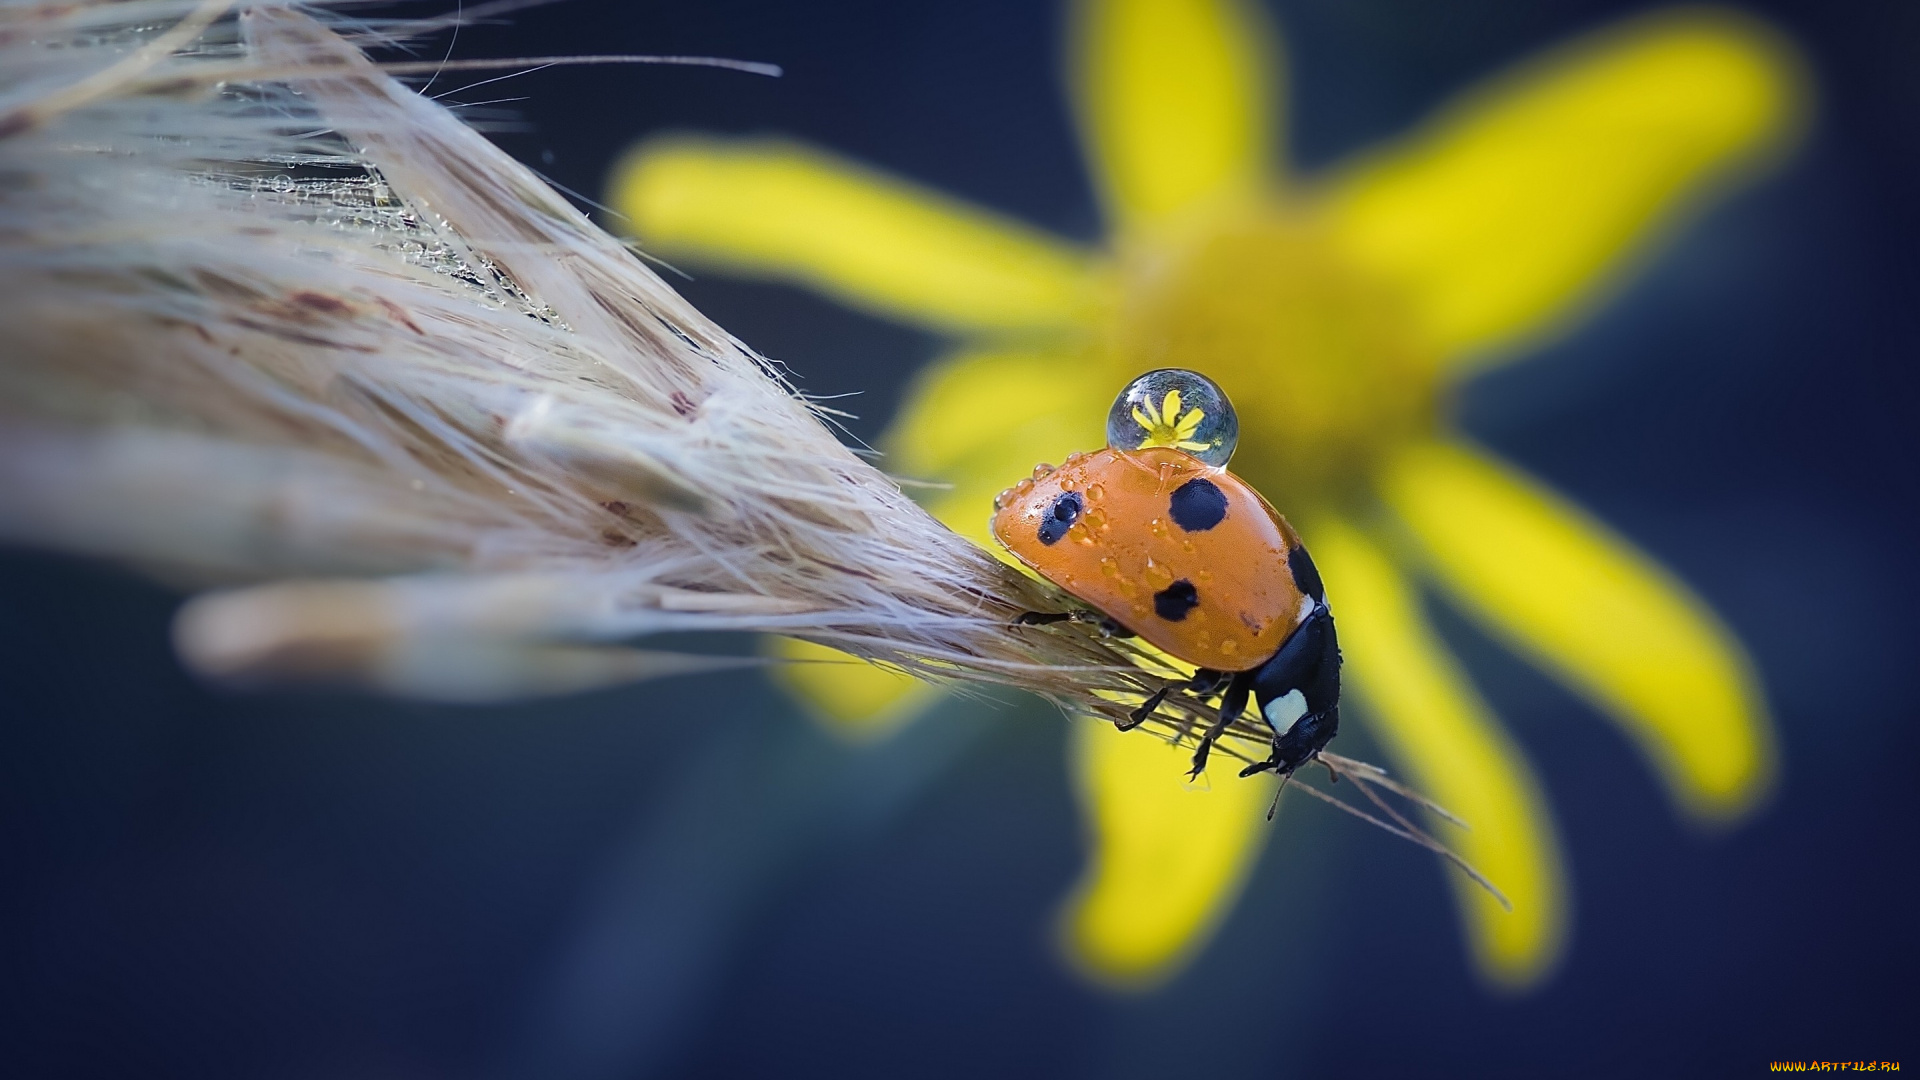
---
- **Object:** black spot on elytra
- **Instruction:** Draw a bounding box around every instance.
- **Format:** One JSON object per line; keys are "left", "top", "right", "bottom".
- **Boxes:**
{"left": 1168, "top": 478, "right": 1228, "bottom": 532}
{"left": 1153, "top": 579, "right": 1199, "bottom": 621}
{"left": 1037, "top": 490, "right": 1083, "bottom": 545}
{"left": 1288, "top": 544, "right": 1324, "bottom": 602}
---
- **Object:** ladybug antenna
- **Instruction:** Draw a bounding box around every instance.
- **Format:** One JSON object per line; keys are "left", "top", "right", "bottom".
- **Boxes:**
{"left": 1266, "top": 768, "right": 1292, "bottom": 821}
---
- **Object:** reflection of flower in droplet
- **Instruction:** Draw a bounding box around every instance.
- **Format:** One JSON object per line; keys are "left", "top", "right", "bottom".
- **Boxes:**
{"left": 613, "top": 0, "right": 1801, "bottom": 988}
{"left": 1132, "top": 389, "right": 1209, "bottom": 452}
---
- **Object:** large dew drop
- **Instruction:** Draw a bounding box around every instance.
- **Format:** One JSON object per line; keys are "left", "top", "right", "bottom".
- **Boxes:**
{"left": 1105, "top": 368, "right": 1239, "bottom": 467}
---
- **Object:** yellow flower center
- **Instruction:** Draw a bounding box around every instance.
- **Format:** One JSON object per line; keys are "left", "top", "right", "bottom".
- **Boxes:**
{"left": 1102, "top": 202, "right": 1436, "bottom": 507}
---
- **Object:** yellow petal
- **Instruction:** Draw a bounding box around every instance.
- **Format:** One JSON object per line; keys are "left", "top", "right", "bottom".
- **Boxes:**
{"left": 1312, "top": 517, "right": 1566, "bottom": 987}
{"left": 1071, "top": 0, "right": 1279, "bottom": 231}
{"left": 890, "top": 345, "right": 1108, "bottom": 485}
{"left": 891, "top": 345, "right": 1276, "bottom": 986}
{"left": 1383, "top": 440, "right": 1774, "bottom": 821}
{"left": 1058, "top": 719, "right": 1275, "bottom": 987}
{"left": 611, "top": 137, "right": 1099, "bottom": 333}
{"left": 768, "top": 637, "right": 935, "bottom": 743}
{"left": 1324, "top": 9, "right": 1803, "bottom": 368}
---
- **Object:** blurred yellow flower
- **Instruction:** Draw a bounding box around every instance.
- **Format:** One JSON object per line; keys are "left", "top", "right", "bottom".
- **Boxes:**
{"left": 611, "top": 0, "right": 1799, "bottom": 988}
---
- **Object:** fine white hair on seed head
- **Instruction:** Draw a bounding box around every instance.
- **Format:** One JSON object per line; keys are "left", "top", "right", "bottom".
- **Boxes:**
{"left": 0, "top": 0, "right": 1227, "bottom": 741}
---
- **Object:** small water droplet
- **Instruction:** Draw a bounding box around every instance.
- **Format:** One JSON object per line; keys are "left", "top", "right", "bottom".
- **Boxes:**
{"left": 1032, "top": 463, "right": 1055, "bottom": 480}
{"left": 1144, "top": 561, "right": 1174, "bottom": 589}
{"left": 1087, "top": 483, "right": 1106, "bottom": 502}
{"left": 1100, "top": 557, "right": 1120, "bottom": 578}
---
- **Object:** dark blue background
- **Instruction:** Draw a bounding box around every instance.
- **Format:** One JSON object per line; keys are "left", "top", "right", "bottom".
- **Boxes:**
{"left": 4, "top": 1, "right": 1915, "bottom": 1076}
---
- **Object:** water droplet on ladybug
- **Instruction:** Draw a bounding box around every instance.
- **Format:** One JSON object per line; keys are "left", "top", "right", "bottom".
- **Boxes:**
{"left": 1032, "top": 463, "right": 1055, "bottom": 480}
{"left": 1086, "top": 483, "right": 1106, "bottom": 502}
{"left": 1144, "top": 561, "right": 1174, "bottom": 589}
{"left": 1105, "top": 368, "right": 1239, "bottom": 467}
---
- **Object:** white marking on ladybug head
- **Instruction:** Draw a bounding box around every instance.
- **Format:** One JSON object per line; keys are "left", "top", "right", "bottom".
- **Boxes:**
{"left": 1263, "top": 689, "right": 1308, "bottom": 729}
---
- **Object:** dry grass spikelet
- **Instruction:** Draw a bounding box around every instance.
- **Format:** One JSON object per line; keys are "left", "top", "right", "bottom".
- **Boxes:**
{"left": 0, "top": 0, "right": 1225, "bottom": 739}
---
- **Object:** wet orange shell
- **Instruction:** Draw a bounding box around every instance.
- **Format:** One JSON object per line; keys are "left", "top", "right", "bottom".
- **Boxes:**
{"left": 991, "top": 446, "right": 1309, "bottom": 672}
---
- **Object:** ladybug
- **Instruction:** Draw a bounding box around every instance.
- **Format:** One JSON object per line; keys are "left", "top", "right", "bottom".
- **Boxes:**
{"left": 991, "top": 369, "right": 1340, "bottom": 781}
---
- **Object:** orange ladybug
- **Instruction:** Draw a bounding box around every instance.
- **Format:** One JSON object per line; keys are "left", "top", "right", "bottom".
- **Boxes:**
{"left": 992, "top": 369, "right": 1339, "bottom": 780}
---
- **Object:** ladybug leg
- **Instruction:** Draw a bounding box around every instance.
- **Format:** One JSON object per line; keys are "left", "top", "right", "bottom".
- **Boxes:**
{"left": 1120, "top": 667, "right": 1225, "bottom": 730}
{"left": 1188, "top": 668, "right": 1231, "bottom": 696}
{"left": 1120, "top": 688, "right": 1169, "bottom": 730}
{"left": 1187, "top": 671, "right": 1254, "bottom": 778}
